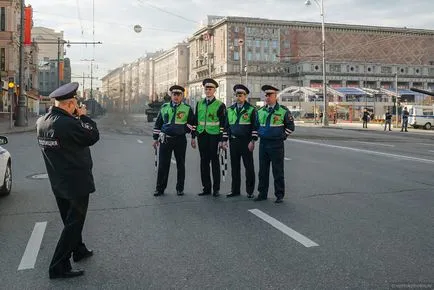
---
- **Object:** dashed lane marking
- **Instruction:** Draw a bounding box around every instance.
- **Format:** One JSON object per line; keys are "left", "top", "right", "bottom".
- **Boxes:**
{"left": 18, "top": 222, "right": 47, "bottom": 270}
{"left": 249, "top": 209, "right": 319, "bottom": 248}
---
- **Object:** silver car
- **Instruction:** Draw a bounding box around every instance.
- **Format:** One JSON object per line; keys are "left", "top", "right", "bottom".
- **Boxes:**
{"left": 0, "top": 136, "right": 12, "bottom": 196}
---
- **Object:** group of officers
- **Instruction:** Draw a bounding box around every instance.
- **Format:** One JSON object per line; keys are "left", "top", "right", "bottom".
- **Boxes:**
{"left": 153, "top": 78, "right": 295, "bottom": 204}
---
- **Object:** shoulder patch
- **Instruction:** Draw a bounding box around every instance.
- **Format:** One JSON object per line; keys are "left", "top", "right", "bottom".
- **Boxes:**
{"left": 81, "top": 121, "right": 93, "bottom": 130}
{"left": 38, "top": 137, "right": 60, "bottom": 148}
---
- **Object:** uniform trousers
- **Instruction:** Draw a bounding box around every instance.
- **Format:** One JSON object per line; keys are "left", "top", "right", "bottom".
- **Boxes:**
{"left": 257, "top": 139, "right": 285, "bottom": 198}
{"left": 49, "top": 195, "right": 89, "bottom": 273}
{"left": 229, "top": 137, "right": 255, "bottom": 195}
{"left": 156, "top": 135, "right": 187, "bottom": 192}
{"left": 197, "top": 133, "right": 220, "bottom": 193}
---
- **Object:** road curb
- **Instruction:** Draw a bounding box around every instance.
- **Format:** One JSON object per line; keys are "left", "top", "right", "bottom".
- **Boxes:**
{"left": 0, "top": 127, "right": 36, "bottom": 135}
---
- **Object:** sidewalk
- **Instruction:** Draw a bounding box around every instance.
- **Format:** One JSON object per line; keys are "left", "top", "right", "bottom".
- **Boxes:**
{"left": 0, "top": 116, "right": 38, "bottom": 135}
{"left": 295, "top": 120, "right": 434, "bottom": 135}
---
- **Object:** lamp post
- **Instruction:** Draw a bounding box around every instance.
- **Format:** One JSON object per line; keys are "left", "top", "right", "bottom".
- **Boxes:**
{"left": 305, "top": 0, "right": 328, "bottom": 126}
{"left": 238, "top": 39, "right": 244, "bottom": 84}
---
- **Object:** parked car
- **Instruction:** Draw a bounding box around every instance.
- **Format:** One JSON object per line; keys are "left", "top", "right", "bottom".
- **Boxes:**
{"left": 0, "top": 136, "right": 12, "bottom": 196}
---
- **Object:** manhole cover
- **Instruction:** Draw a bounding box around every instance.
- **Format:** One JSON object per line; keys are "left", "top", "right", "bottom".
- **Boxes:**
{"left": 28, "top": 173, "right": 48, "bottom": 179}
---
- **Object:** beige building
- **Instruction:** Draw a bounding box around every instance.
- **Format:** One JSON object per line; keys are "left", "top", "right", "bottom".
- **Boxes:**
{"left": 0, "top": 1, "right": 40, "bottom": 116}
{"left": 31, "top": 27, "right": 64, "bottom": 62}
{"left": 188, "top": 15, "right": 434, "bottom": 115}
{"left": 153, "top": 43, "right": 189, "bottom": 100}
{"left": 101, "top": 66, "right": 123, "bottom": 112}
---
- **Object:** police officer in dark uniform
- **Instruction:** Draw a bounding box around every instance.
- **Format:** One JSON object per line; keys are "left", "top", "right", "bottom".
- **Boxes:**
{"left": 36, "top": 82, "right": 100, "bottom": 279}
{"left": 384, "top": 110, "right": 392, "bottom": 131}
{"left": 152, "top": 85, "right": 195, "bottom": 196}
{"left": 223, "top": 84, "right": 258, "bottom": 198}
{"left": 195, "top": 78, "right": 226, "bottom": 197}
{"left": 254, "top": 85, "right": 295, "bottom": 203}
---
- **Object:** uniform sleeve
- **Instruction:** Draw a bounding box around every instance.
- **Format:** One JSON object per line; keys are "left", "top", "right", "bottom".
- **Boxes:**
{"left": 284, "top": 110, "right": 295, "bottom": 139}
{"left": 153, "top": 108, "right": 165, "bottom": 141}
{"left": 67, "top": 115, "right": 100, "bottom": 146}
{"left": 191, "top": 104, "right": 198, "bottom": 139}
{"left": 218, "top": 103, "right": 227, "bottom": 142}
{"left": 250, "top": 109, "right": 258, "bottom": 142}
{"left": 187, "top": 107, "right": 196, "bottom": 139}
{"left": 222, "top": 110, "right": 229, "bottom": 142}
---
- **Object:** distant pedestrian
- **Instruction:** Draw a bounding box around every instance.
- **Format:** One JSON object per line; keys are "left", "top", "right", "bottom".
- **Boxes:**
{"left": 362, "top": 109, "right": 370, "bottom": 128}
{"left": 384, "top": 111, "right": 392, "bottom": 131}
{"left": 401, "top": 107, "right": 409, "bottom": 132}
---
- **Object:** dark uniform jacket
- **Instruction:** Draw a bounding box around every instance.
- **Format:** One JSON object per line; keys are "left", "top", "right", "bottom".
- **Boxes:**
{"left": 36, "top": 106, "right": 100, "bottom": 199}
{"left": 223, "top": 102, "right": 258, "bottom": 142}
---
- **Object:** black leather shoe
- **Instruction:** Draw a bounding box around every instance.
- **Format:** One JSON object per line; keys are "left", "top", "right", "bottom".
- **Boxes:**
{"left": 73, "top": 248, "right": 93, "bottom": 262}
{"left": 198, "top": 192, "right": 211, "bottom": 196}
{"left": 226, "top": 193, "right": 240, "bottom": 198}
{"left": 49, "top": 269, "right": 84, "bottom": 279}
{"left": 247, "top": 193, "right": 254, "bottom": 199}
{"left": 213, "top": 191, "right": 220, "bottom": 197}
{"left": 254, "top": 196, "right": 267, "bottom": 201}
{"left": 177, "top": 190, "right": 184, "bottom": 196}
{"left": 275, "top": 197, "right": 284, "bottom": 203}
{"left": 153, "top": 191, "right": 164, "bottom": 196}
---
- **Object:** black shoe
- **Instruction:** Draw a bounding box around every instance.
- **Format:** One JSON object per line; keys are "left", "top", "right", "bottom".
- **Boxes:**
{"left": 226, "top": 193, "right": 240, "bottom": 198}
{"left": 73, "top": 248, "right": 93, "bottom": 262}
{"left": 247, "top": 193, "right": 254, "bottom": 199}
{"left": 177, "top": 190, "right": 184, "bottom": 196}
{"left": 254, "top": 196, "right": 267, "bottom": 201}
{"left": 49, "top": 269, "right": 84, "bottom": 279}
{"left": 153, "top": 191, "right": 164, "bottom": 196}
{"left": 213, "top": 191, "right": 220, "bottom": 197}
{"left": 198, "top": 192, "right": 211, "bottom": 196}
{"left": 275, "top": 197, "right": 284, "bottom": 204}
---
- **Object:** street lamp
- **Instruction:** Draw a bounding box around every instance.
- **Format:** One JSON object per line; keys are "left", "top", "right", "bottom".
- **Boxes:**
{"left": 305, "top": 0, "right": 328, "bottom": 126}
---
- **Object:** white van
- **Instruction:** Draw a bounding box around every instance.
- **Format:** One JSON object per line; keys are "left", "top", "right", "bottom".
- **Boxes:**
{"left": 407, "top": 105, "right": 434, "bottom": 129}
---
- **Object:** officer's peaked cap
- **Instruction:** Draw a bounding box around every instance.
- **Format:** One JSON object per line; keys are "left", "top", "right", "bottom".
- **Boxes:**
{"left": 49, "top": 82, "right": 79, "bottom": 100}
{"left": 202, "top": 78, "right": 218, "bottom": 88}
{"left": 261, "top": 85, "right": 279, "bottom": 93}
{"left": 233, "top": 84, "right": 250, "bottom": 95}
{"left": 169, "top": 85, "right": 185, "bottom": 94}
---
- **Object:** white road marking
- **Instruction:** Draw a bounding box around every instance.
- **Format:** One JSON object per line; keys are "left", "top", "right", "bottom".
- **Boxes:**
{"left": 284, "top": 157, "right": 292, "bottom": 161}
{"left": 122, "top": 120, "right": 127, "bottom": 125}
{"left": 417, "top": 143, "right": 434, "bottom": 146}
{"left": 429, "top": 150, "right": 434, "bottom": 153}
{"left": 171, "top": 159, "right": 176, "bottom": 164}
{"left": 249, "top": 209, "right": 319, "bottom": 248}
{"left": 357, "top": 141, "right": 395, "bottom": 147}
{"left": 289, "top": 139, "right": 434, "bottom": 164}
{"left": 18, "top": 222, "right": 47, "bottom": 270}
{"left": 137, "top": 139, "right": 143, "bottom": 144}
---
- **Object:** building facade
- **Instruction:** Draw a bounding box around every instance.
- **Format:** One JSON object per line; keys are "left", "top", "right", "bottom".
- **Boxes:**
{"left": 188, "top": 16, "right": 434, "bottom": 112}
{"left": 152, "top": 43, "right": 189, "bottom": 100}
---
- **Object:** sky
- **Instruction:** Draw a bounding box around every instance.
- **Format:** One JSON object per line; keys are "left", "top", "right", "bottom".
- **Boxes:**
{"left": 28, "top": 0, "right": 434, "bottom": 90}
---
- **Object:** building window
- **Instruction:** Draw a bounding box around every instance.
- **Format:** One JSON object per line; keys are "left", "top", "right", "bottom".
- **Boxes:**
{"left": 0, "top": 48, "right": 5, "bottom": 71}
{"left": 247, "top": 52, "right": 252, "bottom": 61}
{"left": 255, "top": 40, "right": 260, "bottom": 47}
{"left": 272, "top": 40, "right": 278, "bottom": 48}
{"left": 234, "top": 51, "right": 239, "bottom": 61}
{"left": 0, "top": 7, "right": 5, "bottom": 31}
{"left": 381, "top": 66, "right": 392, "bottom": 74}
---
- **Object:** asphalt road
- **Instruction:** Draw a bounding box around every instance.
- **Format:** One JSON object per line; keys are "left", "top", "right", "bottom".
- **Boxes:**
{"left": 0, "top": 113, "right": 433, "bottom": 289}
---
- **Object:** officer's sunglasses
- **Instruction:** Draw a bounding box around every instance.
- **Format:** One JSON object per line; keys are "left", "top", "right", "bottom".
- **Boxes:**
{"left": 265, "top": 93, "right": 275, "bottom": 97}
{"left": 205, "top": 86, "right": 215, "bottom": 90}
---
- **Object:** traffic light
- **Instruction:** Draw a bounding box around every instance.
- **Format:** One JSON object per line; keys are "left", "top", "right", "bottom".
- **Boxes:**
{"left": 8, "top": 77, "right": 14, "bottom": 91}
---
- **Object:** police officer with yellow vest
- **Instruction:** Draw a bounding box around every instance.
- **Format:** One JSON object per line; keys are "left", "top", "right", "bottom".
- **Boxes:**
{"left": 152, "top": 85, "right": 195, "bottom": 196}
{"left": 223, "top": 84, "right": 258, "bottom": 198}
{"left": 254, "top": 85, "right": 295, "bottom": 203}
{"left": 195, "top": 78, "right": 227, "bottom": 197}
